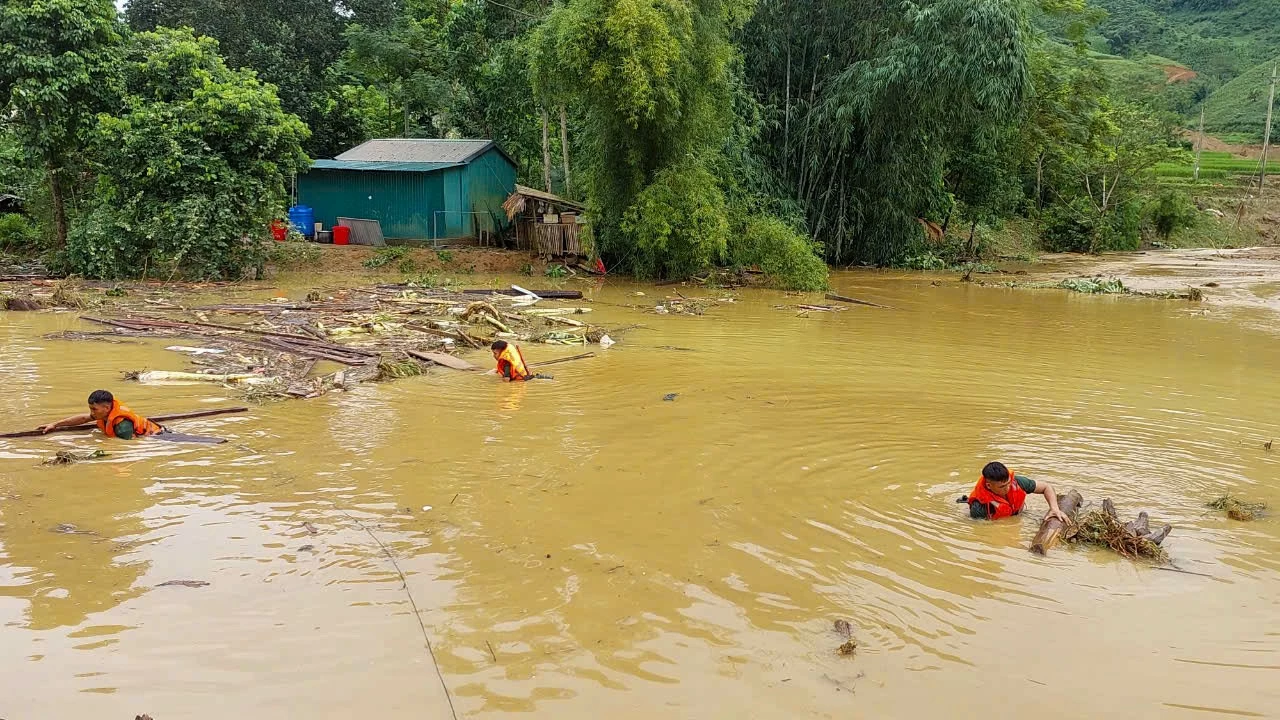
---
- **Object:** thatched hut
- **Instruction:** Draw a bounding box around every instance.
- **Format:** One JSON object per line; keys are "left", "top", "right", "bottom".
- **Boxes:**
{"left": 502, "top": 184, "right": 588, "bottom": 259}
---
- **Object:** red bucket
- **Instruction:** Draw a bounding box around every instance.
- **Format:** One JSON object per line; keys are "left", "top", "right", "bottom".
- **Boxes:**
{"left": 270, "top": 219, "right": 287, "bottom": 242}
{"left": 333, "top": 226, "right": 350, "bottom": 246}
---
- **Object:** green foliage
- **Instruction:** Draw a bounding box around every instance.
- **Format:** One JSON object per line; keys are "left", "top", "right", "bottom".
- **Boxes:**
{"left": 1042, "top": 197, "right": 1143, "bottom": 252}
{"left": 531, "top": 0, "right": 751, "bottom": 273}
{"left": 63, "top": 28, "right": 309, "bottom": 279}
{"left": 519, "top": 263, "right": 534, "bottom": 276}
{"left": 1202, "top": 56, "right": 1280, "bottom": 143}
{"left": 544, "top": 264, "right": 567, "bottom": 279}
{"left": 436, "top": 249, "right": 455, "bottom": 264}
{"left": 619, "top": 160, "right": 730, "bottom": 279}
{"left": 267, "top": 241, "right": 323, "bottom": 269}
{"left": 728, "top": 216, "right": 828, "bottom": 291}
{"left": 741, "top": 0, "right": 1033, "bottom": 265}
{"left": 0, "top": 0, "right": 121, "bottom": 246}
{"left": 1059, "top": 276, "right": 1126, "bottom": 293}
{"left": 363, "top": 245, "right": 411, "bottom": 269}
{"left": 0, "top": 214, "right": 39, "bottom": 251}
{"left": 1146, "top": 190, "right": 1199, "bottom": 241}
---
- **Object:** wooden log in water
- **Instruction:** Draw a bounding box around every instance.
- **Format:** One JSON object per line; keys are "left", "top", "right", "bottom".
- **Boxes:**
{"left": 824, "top": 292, "right": 892, "bottom": 309}
{"left": 0, "top": 406, "right": 249, "bottom": 439}
{"left": 1029, "top": 489, "right": 1084, "bottom": 555}
{"left": 529, "top": 352, "right": 595, "bottom": 368}
{"left": 407, "top": 350, "right": 480, "bottom": 371}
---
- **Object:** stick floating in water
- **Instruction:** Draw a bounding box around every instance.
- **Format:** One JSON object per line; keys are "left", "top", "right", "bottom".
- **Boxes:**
{"left": 1, "top": 406, "right": 249, "bottom": 439}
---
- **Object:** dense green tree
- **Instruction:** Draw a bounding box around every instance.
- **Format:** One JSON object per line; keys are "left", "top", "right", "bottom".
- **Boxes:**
{"left": 741, "top": 0, "right": 1033, "bottom": 265}
{"left": 0, "top": 0, "right": 121, "bottom": 247}
{"left": 66, "top": 28, "right": 310, "bottom": 278}
{"left": 530, "top": 0, "right": 753, "bottom": 276}
{"left": 125, "top": 0, "right": 393, "bottom": 157}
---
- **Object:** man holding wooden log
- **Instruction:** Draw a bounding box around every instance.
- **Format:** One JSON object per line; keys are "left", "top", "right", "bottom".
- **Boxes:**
{"left": 38, "top": 390, "right": 163, "bottom": 440}
{"left": 964, "top": 462, "right": 1068, "bottom": 523}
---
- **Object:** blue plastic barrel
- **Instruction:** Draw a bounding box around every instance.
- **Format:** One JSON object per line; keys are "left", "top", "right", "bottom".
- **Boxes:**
{"left": 287, "top": 205, "right": 315, "bottom": 238}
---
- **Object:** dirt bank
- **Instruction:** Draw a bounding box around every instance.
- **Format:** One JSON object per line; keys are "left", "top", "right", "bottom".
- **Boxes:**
{"left": 1014, "top": 247, "right": 1280, "bottom": 313}
{"left": 268, "top": 245, "right": 553, "bottom": 277}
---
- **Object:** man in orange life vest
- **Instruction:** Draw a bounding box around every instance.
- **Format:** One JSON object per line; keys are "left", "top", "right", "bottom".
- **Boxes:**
{"left": 490, "top": 340, "right": 531, "bottom": 382}
{"left": 38, "top": 390, "right": 164, "bottom": 440}
{"left": 964, "top": 461, "right": 1068, "bottom": 522}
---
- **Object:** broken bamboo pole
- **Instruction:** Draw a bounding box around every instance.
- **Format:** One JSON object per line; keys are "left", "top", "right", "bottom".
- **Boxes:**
{"left": 1030, "top": 489, "right": 1083, "bottom": 555}
{"left": 406, "top": 350, "right": 481, "bottom": 371}
{"left": 1, "top": 406, "right": 249, "bottom": 439}
{"left": 529, "top": 352, "right": 595, "bottom": 368}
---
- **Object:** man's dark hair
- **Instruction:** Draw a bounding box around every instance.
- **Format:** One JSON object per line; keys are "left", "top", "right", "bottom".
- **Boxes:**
{"left": 87, "top": 390, "right": 114, "bottom": 405}
{"left": 981, "top": 461, "right": 1010, "bottom": 482}
{"left": 491, "top": 340, "right": 508, "bottom": 351}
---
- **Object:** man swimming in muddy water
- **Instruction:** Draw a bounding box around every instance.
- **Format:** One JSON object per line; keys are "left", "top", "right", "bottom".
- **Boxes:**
{"left": 962, "top": 461, "right": 1068, "bottom": 522}
{"left": 38, "top": 390, "right": 164, "bottom": 440}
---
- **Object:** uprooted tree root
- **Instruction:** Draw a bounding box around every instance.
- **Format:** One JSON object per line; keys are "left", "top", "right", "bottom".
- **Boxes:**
{"left": 1068, "top": 499, "right": 1170, "bottom": 561}
{"left": 1207, "top": 495, "right": 1267, "bottom": 521}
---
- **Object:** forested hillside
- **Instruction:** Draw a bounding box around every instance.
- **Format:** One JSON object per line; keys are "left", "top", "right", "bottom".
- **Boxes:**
{"left": 0, "top": 0, "right": 1273, "bottom": 282}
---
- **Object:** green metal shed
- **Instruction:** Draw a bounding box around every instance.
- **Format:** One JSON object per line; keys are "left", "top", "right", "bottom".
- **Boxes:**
{"left": 298, "top": 139, "right": 518, "bottom": 241}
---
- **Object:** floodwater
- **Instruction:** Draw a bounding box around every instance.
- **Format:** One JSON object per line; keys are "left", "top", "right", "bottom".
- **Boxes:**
{"left": 3, "top": 272, "right": 1280, "bottom": 719}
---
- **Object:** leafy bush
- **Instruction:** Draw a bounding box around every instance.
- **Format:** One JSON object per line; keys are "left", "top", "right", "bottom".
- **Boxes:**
{"left": 1041, "top": 199, "right": 1142, "bottom": 253}
{"left": 544, "top": 264, "right": 567, "bottom": 279}
{"left": 62, "top": 29, "right": 309, "bottom": 279}
{"left": 728, "top": 216, "right": 828, "bottom": 290}
{"left": 620, "top": 160, "right": 730, "bottom": 280}
{"left": 436, "top": 249, "right": 454, "bottom": 263}
{"left": 1146, "top": 190, "right": 1198, "bottom": 242}
{"left": 0, "top": 214, "right": 39, "bottom": 251}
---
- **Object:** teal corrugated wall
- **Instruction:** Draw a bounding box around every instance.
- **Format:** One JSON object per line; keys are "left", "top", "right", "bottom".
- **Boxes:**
{"left": 297, "top": 150, "right": 516, "bottom": 240}
{"left": 465, "top": 148, "right": 518, "bottom": 238}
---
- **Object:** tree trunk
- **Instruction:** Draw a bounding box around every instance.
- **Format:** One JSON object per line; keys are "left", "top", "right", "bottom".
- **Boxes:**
{"left": 541, "top": 109, "right": 552, "bottom": 192}
{"left": 49, "top": 165, "right": 68, "bottom": 248}
{"left": 965, "top": 219, "right": 978, "bottom": 260}
{"left": 1030, "top": 489, "right": 1083, "bottom": 555}
{"left": 559, "top": 106, "right": 571, "bottom": 195}
{"left": 1036, "top": 152, "right": 1045, "bottom": 212}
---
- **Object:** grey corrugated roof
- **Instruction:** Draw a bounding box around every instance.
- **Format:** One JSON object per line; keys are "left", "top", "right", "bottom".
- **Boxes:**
{"left": 311, "top": 159, "right": 462, "bottom": 173}
{"left": 336, "top": 139, "right": 497, "bottom": 164}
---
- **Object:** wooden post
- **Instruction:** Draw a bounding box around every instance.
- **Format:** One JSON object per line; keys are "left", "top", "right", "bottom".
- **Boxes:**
{"left": 559, "top": 106, "right": 572, "bottom": 195}
{"left": 1029, "top": 489, "right": 1083, "bottom": 555}
{"left": 1259, "top": 63, "right": 1277, "bottom": 194}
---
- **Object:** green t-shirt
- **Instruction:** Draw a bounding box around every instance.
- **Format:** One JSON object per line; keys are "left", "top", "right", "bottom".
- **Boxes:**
{"left": 112, "top": 418, "right": 136, "bottom": 440}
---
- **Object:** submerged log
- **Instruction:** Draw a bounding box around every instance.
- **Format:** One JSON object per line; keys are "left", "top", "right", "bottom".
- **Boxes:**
{"left": 824, "top": 292, "right": 892, "bottom": 309}
{"left": 1030, "top": 489, "right": 1083, "bottom": 555}
{"left": 1, "top": 406, "right": 248, "bottom": 439}
{"left": 407, "top": 350, "right": 480, "bottom": 371}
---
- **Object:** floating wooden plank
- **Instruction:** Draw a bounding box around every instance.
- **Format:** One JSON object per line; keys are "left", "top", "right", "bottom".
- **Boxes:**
{"left": 407, "top": 350, "right": 480, "bottom": 371}
{"left": 1029, "top": 489, "right": 1083, "bottom": 555}
{"left": 460, "top": 289, "right": 583, "bottom": 299}
{"left": 825, "top": 292, "right": 892, "bottom": 309}
{"left": 2, "top": 406, "right": 249, "bottom": 439}
{"left": 529, "top": 352, "right": 595, "bottom": 368}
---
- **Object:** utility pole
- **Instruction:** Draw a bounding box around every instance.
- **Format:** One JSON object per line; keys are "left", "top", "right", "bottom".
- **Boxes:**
{"left": 1194, "top": 104, "right": 1205, "bottom": 182}
{"left": 559, "top": 106, "right": 572, "bottom": 195}
{"left": 1260, "top": 63, "right": 1277, "bottom": 194}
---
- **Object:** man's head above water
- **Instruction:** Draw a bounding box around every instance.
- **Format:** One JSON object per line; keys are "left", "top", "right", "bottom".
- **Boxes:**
{"left": 981, "top": 461, "right": 1012, "bottom": 495}
{"left": 87, "top": 389, "right": 114, "bottom": 421}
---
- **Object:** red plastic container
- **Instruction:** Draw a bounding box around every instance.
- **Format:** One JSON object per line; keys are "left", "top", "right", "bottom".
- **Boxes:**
{"left": 270, "top": 219, "right": 287, "bottom": 242}
{"left": 333, "top": 226, "right": 350, "bottom": 246}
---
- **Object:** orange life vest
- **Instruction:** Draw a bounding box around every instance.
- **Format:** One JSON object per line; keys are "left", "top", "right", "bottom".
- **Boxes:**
{"left": 968, "top": 469, "right": 1027, "bottom": 520}
{"left": 496, "top": 345, "right": 530, "bottom": 382}
{"left": 97, "top": 399, "right": 163, "bottom": 438}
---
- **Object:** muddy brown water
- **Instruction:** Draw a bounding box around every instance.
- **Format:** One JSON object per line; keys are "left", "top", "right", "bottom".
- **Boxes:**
{"left": 3, "top": 272, "right": 1280, "bottom": 719}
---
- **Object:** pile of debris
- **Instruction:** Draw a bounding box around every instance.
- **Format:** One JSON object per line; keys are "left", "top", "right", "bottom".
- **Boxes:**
{"left": 59, "top": 285, "right": 613, "bottom": 401}
{"left": 1206, "top": 495, "right": 1267, "bottom": 521}
{"left": 1069, "top": 499, "right": 1172, "bottom": 560}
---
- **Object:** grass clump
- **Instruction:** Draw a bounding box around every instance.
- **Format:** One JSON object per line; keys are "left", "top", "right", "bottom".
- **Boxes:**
{"left": 50, "top": 279, "right": 89, "bottom": 308}
{"left": 376, "top": 357, "right": 424, "bottom": 381}
{"left": 1207, "top": 495, "right": 1267, "bottom": 521}
{"left": 363, "top": 246, "right": 411, "bottom": 269}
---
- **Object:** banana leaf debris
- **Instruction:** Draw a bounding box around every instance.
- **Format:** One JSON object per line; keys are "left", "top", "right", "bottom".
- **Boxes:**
{"left": 65, "top": 285, "right": 617, "bottom": 402}
{"left": 1206, "top": 495, "right": 1267, "bottom": 521}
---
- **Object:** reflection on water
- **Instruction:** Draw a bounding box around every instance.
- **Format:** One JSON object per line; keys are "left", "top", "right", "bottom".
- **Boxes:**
{"left": 3, "top": 274, "right": 1280, "bottom": 718}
